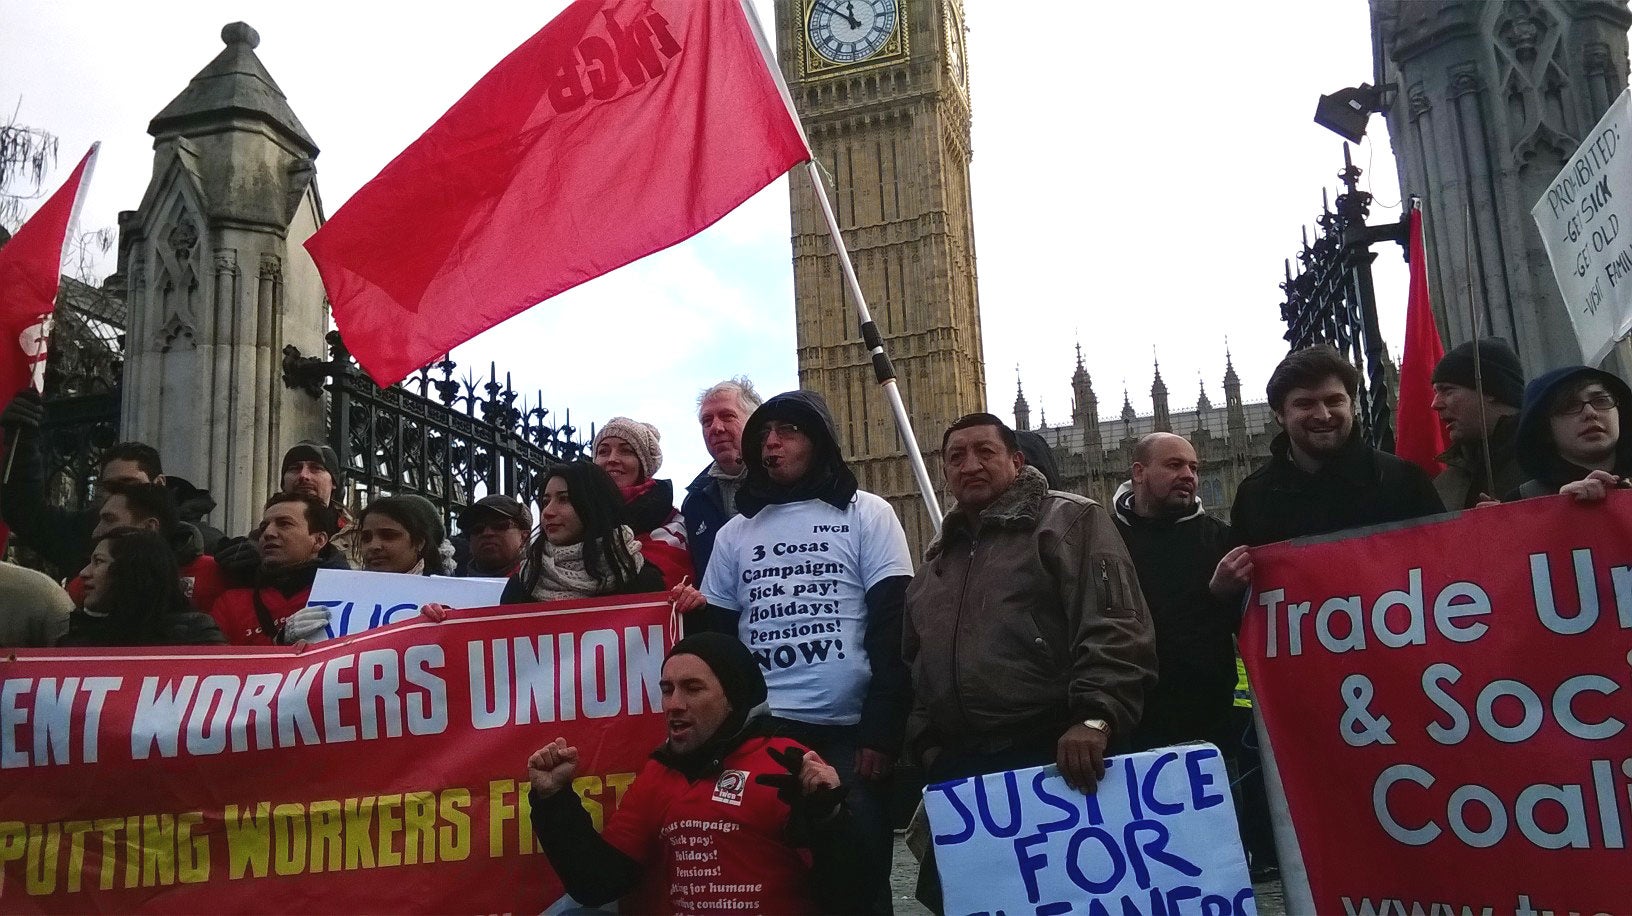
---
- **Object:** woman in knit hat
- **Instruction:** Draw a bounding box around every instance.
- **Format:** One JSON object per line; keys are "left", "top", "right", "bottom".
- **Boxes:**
{"left": 591, "top": 417, "right": 691, "bottom": 589}
{"left": 501, "top": 460, "right": 667, "bottom": 603}
{"left": 358, "top": 494, "right": 455, "bottom": 576}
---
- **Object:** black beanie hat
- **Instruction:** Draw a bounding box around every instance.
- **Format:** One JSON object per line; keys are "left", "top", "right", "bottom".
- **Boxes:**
{"left": 666, "top": 632, "right": 767, "bottom": 713}
{"left": 1432, "top": 339, "right": 1525, "bottom": 409}
{"left": 283, "top": 439, "right": 342, "bottom": 483}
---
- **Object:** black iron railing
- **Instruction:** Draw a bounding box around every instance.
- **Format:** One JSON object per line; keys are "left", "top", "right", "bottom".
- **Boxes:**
{"left": 1280, "top": 145, "right": 1409, "bottom": 451}
{"left": 282, "top": 331, "right": 585, "bottom": 527}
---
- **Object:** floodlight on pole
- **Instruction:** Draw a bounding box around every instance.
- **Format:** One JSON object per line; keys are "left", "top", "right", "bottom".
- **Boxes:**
{"left": 1314, "top": 83, "right": 1393, "bottom": 144}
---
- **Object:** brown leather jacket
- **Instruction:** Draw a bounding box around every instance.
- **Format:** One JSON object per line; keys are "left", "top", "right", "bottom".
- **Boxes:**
{"left": 903, "top": 467, "right": 1156, "bottom": 760}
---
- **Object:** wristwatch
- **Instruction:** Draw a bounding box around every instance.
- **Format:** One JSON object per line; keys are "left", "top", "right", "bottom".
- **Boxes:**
{"left": 1081, "top": 718, "right": 1110, "bottom": 736}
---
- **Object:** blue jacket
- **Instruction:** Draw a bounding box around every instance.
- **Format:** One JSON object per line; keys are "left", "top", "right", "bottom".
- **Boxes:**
{"left": 681, "top": 465, "right": 734, "bottom": 582}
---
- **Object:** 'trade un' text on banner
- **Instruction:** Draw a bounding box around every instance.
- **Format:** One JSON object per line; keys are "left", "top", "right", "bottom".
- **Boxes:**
{"left": 1242, "top": 493, "right": 1632, "bottom": 915}
{"left": 0, "top": 595, "right": 676, "bottom": 912}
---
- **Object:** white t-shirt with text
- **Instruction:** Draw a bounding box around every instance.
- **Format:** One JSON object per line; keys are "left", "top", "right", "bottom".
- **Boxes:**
{"left": 701, "top": 492, "right": 913, "bottom": 725}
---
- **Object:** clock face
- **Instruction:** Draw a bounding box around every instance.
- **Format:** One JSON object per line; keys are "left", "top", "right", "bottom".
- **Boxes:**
{"left": 945, "top": 7, "right": 965, "bottom": 87}
{"left": 806, "top": 0, "right": 900, "bottom": 65}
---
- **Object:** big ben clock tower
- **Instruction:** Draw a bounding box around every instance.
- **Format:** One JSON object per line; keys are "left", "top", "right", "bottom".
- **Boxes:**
{"left": 772, "top": 0, "right": 985, "bottom": 556}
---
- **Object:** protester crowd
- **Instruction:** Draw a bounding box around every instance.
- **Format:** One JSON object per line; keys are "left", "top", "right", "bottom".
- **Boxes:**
{"left": 2, "top": 344, "right": 1627, "bottom": 913}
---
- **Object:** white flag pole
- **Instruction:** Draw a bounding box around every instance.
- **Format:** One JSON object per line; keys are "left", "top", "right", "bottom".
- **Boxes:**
{"left": 738, "top": 0, "right": 944, "bottom": 532}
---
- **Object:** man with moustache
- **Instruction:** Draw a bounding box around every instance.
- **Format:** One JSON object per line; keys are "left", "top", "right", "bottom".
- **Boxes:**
{"left": 1212, "top": 346, "right": 1444, "bottom": 596}
{"left": 1112, "top": 432, "right": 1235, "bottom": 752}
{"left": 455, "top": 495, "right": 531, "bottom": 578}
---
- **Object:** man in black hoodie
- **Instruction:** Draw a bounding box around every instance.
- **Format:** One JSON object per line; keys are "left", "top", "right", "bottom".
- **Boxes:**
{"left": 699, "top": 390, "right": 912, "bottom": 915}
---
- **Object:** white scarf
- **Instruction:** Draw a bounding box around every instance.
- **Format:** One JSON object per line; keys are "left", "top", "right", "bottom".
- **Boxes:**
{"left": 522, "top": 526, "right": 644, "bottom": 601}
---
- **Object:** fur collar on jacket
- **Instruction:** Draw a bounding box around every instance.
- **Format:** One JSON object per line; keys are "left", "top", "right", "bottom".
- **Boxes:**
{"left": 926, "top": 465, "right": 1052, "bottom": 560}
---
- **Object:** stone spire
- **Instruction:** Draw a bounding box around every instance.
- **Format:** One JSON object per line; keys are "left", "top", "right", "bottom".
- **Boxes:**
{"left": 1070, "top": 340, "right": 1101, "bottom": 450}
{"left": 149, "top": 23, "right": 317, "bottom": 157}
{"left": 1197, "top": 372, "right": 1213, "bottom": 412}
{"left": 117, "top": 22, "right": 328, "bottom": 534}
{"left": 1224, "top": 345, "right": 1248, "bottom": 454}
{"left": 1013, "top": 365, "right": 1031, "bottom": 431}
{"left": 1151, "top": 352, "right": 1171, "bottom": 432}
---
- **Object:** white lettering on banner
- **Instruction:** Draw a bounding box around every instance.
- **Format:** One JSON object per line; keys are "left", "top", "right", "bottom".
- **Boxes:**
{"left": 1372, "top": 758, "right": 1632, "bottom": 851}
{"left": 923, "top": 747, "right": 1255, "bottom": 915}
{"left": 467, "top": 625, "right": 665, "bottom": 729}
{"left": 0, "top": 676, "right": 122, "bottom": 768}
{"left": 1258, "top": 546, "right": 1632, "bottom": 661}
{"left": 113, "top": 648, "right": 453, "bottom": 762}
{"left": 1532, "top": 86, "right": 1632, "bottom": 364}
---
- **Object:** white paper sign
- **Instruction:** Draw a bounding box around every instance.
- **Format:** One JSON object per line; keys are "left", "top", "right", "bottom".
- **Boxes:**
{"left": 923, "top": 745, "right": 1254, "bottom": 916}
{"left": 1532, "top": 86, "right": 1632, "bottom": 365}
{"left": 305, "top": 569, "right": 507, "bottom": 639}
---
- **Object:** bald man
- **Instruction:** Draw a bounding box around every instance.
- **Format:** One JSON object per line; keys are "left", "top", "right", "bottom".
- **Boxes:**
{"left": 1111, "top": 433, "right": 1237, "bottom": 751}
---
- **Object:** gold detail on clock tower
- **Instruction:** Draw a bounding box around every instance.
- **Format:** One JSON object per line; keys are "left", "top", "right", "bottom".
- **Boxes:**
{"left": 774, "top": 0, "right": 985, "bottom": 557}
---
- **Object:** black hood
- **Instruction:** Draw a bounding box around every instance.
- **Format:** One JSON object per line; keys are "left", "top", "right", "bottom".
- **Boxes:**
{"left": 738, "top": 390, "right": 859, "bottom": 517}
{"left": 1514, "top": 366, "right": 1632, "bottom": 487}
{"left": 163, "top": 475, "right": 217, "bottom": 520}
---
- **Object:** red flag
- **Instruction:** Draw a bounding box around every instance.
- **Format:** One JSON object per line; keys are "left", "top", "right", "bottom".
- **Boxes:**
{"left": 0, "top": 144, "right": 97, "bottom": 408}
{"left": 305, "top": 0, "right": 810, "bottom": 386}
{"left": 1395, "top": 207, "right": 1447, "bottom": 474}
{"left": 0, "top": 144, "right": 98, "bottom": 546}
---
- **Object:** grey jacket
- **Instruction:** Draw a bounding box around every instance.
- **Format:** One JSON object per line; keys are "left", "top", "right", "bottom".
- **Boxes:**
{"left": 903, "top": 467, "right": 1157, "bottom": 759}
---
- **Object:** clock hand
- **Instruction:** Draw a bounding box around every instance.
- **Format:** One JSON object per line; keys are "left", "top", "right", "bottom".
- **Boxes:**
{"left": 814, "top": 1, "right": 859, "bottom": 30}
{"left": 841, "top": 0, "right": 862, "bottom": 29}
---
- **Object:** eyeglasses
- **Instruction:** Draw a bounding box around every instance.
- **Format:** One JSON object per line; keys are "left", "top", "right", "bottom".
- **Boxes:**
{"left": 465, "top": 519, "right": 519, "bottom": 535}
{"left": 759, "top": 421, "right": 803, "bottom": 441}
{"left": 1553, "top": 393, "right": 1618, "bottom": 417}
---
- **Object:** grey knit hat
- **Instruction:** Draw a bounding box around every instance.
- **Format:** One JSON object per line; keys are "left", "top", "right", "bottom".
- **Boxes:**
{"left": 592, "top": 417, "right": 663, "bottom": 478}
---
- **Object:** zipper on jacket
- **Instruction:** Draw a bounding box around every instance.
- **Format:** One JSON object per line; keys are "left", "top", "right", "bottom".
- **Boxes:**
{"left": 949, "top": 531, "right": 978, "bottom": 736}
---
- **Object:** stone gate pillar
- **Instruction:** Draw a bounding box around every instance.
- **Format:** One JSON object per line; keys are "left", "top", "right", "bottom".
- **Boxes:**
{"left": 116, "top": 22, "right": 328, "bottom": 534}
{"left": 1373, "top": 0, "right": 1632, "bottom": 376}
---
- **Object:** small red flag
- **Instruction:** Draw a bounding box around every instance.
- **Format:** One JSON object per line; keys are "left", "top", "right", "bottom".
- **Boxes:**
{"left": 0, "top": 144, "right": 97, "bottom": 409}
{"left": 305, "top": 0, "right": 810, "bottom": 386}
{"left": 1395, "top": 207, "right": 1447, "bottom": 474}
{"left": 0, "top": 143, "right": 97, "bottom": 548}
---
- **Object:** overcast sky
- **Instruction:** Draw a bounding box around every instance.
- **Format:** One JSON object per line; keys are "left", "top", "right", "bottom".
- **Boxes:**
{"left": 2, "top": 1, "right": 1409, "bottom": 485}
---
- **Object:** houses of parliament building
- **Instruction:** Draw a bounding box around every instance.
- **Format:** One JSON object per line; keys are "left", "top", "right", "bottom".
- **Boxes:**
{"left": 1016, "top": 348, "right": 1283, "bottom": 524}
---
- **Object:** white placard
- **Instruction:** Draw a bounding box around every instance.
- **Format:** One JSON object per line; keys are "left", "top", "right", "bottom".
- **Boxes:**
{"left": 305, "top": 568, "right": 507, "bottom": 639}
{"left": 922, "top": 745, "right": 1255, "bottom": 916}
{"left": 1532, "top": 86, "right": 1632, "bottom": 365}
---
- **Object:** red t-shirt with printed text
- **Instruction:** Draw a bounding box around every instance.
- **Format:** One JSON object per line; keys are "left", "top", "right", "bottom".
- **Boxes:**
{"left": 602, "top": 735, "right": 821, "bottom": 915}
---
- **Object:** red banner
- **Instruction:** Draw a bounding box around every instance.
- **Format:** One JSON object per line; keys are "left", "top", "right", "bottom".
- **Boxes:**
{"left": 1243, "top": 494, "right": 1632, "bottom": 915}
{"left": 1, "top": 595, "right": 677, "bottom": 913}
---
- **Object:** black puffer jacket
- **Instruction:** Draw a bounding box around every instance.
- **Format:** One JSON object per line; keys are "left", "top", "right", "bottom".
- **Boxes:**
{"left": 1230, "top": 430, "right": 1445, "bottom": 547}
